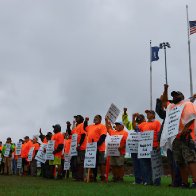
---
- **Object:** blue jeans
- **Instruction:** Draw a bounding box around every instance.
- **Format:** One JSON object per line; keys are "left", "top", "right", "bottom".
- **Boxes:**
{"left": 140, "top": 158, "right": 153, "bottom": 184}
{"left": 140, "top": 157, "right": 161, "bottom": 186}
{"left": 131, "top": 153, "right": 143, "bottom": 184}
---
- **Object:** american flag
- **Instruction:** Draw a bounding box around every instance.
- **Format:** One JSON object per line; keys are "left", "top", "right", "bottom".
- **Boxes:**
{"left": 189, "top": 21, "right": 196, "bottom": 35}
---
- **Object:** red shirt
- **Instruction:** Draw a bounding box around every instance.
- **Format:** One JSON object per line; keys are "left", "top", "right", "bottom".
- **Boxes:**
{"left": 21, "top": 140, "right": 33, "bottom": 158}
{"left": 51, "top": 132, "right": 64, "bottom": 158}
{"left": 86, "top": 123, "right": 107, "bottom": 152}
{"left": 72, "top": 123, "right": 87, "bottom": 150}
{"left": 138, "top": 120, "right": 161, "bottom": 148}
{"left": 108, "top": 129, "right": 128, "bottom": 155}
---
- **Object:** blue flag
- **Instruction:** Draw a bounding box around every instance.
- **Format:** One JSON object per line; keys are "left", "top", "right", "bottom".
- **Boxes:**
{"left": 151, "top": 46, "right": 159, "bottom": 62}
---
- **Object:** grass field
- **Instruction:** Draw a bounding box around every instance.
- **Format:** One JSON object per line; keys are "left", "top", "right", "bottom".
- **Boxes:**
{"left": 0, "top": 175, "right": 195, "bottom": 196}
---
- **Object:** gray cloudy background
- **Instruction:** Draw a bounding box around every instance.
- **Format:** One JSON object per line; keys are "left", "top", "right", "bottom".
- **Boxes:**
{"left": 0, "top": 0, "right": 195, "bottom": 142}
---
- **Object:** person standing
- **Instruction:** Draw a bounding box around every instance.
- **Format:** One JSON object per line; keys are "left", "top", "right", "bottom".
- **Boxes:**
{"left": 2, "top": 137, "right": 15, "bottom": 175}
{"left": 105, "top": 118, "right": 128, "bottom": 182}
{"left": 122, "top": 108, "right": 144, "bottom": 184}
{"left": 51, "top": 124, "right": 64, "bottom": 179}
{"left": 135, "top": 110, "right": 161, "bottom": 185}
{"left": 169, "top": 91, "right": 196, "bottom": 189}
{"left": 85, "top": 115, "right": 107, "bottom": 182}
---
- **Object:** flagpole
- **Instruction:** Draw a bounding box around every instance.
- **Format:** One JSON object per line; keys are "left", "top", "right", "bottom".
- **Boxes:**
{"left": 150, "top": 40, "right": 152, "bottom": 110}
{"left": 186, "top": 5, "right": 193, "bottom": 96}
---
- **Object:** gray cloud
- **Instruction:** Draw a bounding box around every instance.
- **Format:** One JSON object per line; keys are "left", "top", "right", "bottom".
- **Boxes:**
{"left": 0, "top": 0, "right": 195, "bottom": 142}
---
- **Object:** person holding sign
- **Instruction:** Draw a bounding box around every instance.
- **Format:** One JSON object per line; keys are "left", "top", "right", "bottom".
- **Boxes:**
{"left": 71, "top": 115, "right": 87, "bottom": 181}
{"left": 2, "top": 137, "right": 15, "bottom": 175}
{"left": 156, "top": 84, "right": 182, "bottom": 187}
{"left": 169, "top": 91, "right": 196, "bottom": 189}
{"left": 21, "top": 136, "right": 33, "bottom": 176}
{"left": 30, "top": 136, "right": 40, "bottom": 176}
{"left": 137, "top": 110, "right": 161, "bottom": 186}
{"left": 51, "top": 124, "right": 64, "bottom": 179}
{"left": 122, "top": 108, "right": 145, "bottom": 184}
{"left": 105, "top": 118, "right": 128, "bottom": 182}
{"left": 85, "top": 115, "right": 107, "bottom": 182}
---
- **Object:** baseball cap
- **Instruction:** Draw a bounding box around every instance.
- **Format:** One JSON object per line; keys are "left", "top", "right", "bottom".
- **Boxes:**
{"left": 145, "top": 110, "right": 155, "bottom": 115}
{"left": 114, "top": 122, "right": 124, "bottom": 126}
{"left": 171, "top": 91, "right": 184, "bottom": 97}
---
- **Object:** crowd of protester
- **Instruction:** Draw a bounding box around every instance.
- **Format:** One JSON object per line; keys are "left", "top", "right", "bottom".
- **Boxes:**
{"left": 0, "top": 85, "right": 196, "bottom": 189}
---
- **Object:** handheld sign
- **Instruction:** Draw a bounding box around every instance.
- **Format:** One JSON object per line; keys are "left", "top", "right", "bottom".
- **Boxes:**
{"left": 15, "top": 142, "right": 22, "bottom": 156}
{"left": 27, "top": 147, "right": 35, "bottom": 162}
{"left": 126, "top": 132, "right": 139, "bottom": 154}
{"left": 106, "top": 103, "right": 120, "bottom": 124}
{"left": 70, "top": 134, "right": 78, "bottom": 156}
{"left": 17, "top": 157, "right": 22, "bottom": 169}
{"left": 35, "top": 144, "right": 47, "bottom": 163}
{"left": 46, "top": 140, "right": 55, "bottom": 160}
{"left": 37, "top": 161, "right": 41, "bottom": 168}
{"left": 4, "top": 144, "right": 11, "bottom": 157}
{"left": 84, "top": 142, "right": 97, "bottom": 168}
{"left": 151, "top": 149, "right": 163, "bottom": 181}
{"left": 107, "top": 135, "right": 123, "bottom": 156}
{"left": 160, "top": 104, "right": 185, "bottom": 147}
{"left": 138, "top": 131, "right": 154, "bottom": 158}
{"left": 64, "top": 153, "right": 71, "bottom": 170}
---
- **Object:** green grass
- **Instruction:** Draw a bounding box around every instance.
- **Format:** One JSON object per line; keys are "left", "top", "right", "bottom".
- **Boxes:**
{"left": 0, "top": 175, "right": 195, "bottom": 196}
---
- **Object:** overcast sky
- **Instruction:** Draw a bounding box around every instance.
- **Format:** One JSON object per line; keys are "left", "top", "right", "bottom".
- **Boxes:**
{"left": 0, "top": 0, "right": 195, "bottom": 142}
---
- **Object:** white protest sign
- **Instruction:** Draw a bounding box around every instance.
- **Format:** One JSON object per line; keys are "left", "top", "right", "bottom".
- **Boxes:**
{"left": 151, "top": 149, "right": 163, "bottom": 181}
{"left": 106, "top": 103, "right": 120, "bottom": 124}
{"left": 107, "top": 135, "right": 123, "bottom": 156}
{"left": 160, "top": 104, "right": 185, "bottom": 147}
{"left": 17, "top": 157, "right": 22, "bottom": 169}
{"left": 126, "top": 132, "right": 139, "bottom": 154}
{"left": 138, "top": 131, "right": 154, "bottom": 158}
{"left": 84, "top": 142, "right": 97, "bottom": 168}
{"left": 167, "top": 105, "right": 184, "bottom": 138}
{"left": 35, "top": 144, "right": 46, "bottom": 163}
{"left": 64, "top": 153, "right": 71, "bottom": 170}
{"left": 4, "top": 144, "right": 11, "bottom": 157}
{"left": 15, "top": 142, "right": 22, "bottom": 156}
{"left": 45, "top": 140, "right": 55, "bottom": 160}
{"left": 27, "top": 147, "right": 35, "bottom": 161}
{"left": 37, "top": 161, "right": 41, "bottom": 168}
{"left": 70, "top": 134, "right": 78, "bottom": 156}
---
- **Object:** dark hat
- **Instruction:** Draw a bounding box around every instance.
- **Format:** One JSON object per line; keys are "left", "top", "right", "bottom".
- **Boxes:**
{"left": 7, "top": 137, "right": 11, "bottom": 141}
{"left": 24, "top": 136, "right": 29, "bottom": 139}
{"left": 114, "top": 122, "right": 124, "bottom": 126}
{"left": 145, "top": 110, "right": 155, "bottom": 115}
{"left": 136, "top": 114, "right": 145, "bottom": 122}
{"left": 171, "top": 91, "right": 184, "bottom": 97}
{"left": 74, "top": 115, "right": 84, "bottom": 119}
{"left": 52, "top": 124, "right": 61, "bottom": 130}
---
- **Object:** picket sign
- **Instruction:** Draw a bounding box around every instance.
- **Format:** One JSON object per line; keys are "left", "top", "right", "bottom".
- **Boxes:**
{"left": 45, "top": 140, "right": 55, "bottom": 160}
{"left": 126, "top": 132, "right": 139, "bottom": 154}
{"left": 27, "top": 147, "right": 35, "bottom": 161}
{"left": 106, "top": 103, "right": 120, "bottom": 124}
{"left": 35, "top": 143, "right": 47, "bottom": 163}
{"left": 70, "top": 134, "right": 78, "bottom": 156}
{"left": 37, "top": 161, "right": 41, "bottom": 168}
{"left": 107, "top": 135, "right": 123, "bottom": 156}
{"left": 138, "top": 131, "right": 154, "bottom": 158}
{"left": 84, "top": 142, "right": 97, "bottom": 168}
{"left": 151, "top": 149, "right": 163, "bottom": 181}
{"left": 64, "top": 153, "right": 71, "bottom": 170}
{"left": 160, "top": 103, "right": 185, "bottom": 148}
{"left": 17, "top": 157, "right": 22, "bottom": 169}
{"left": 15, "top": 142, "right": 22, "bottom": 156}
{"left": 4, "top": 144, "right": 11, "bottom": 157}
